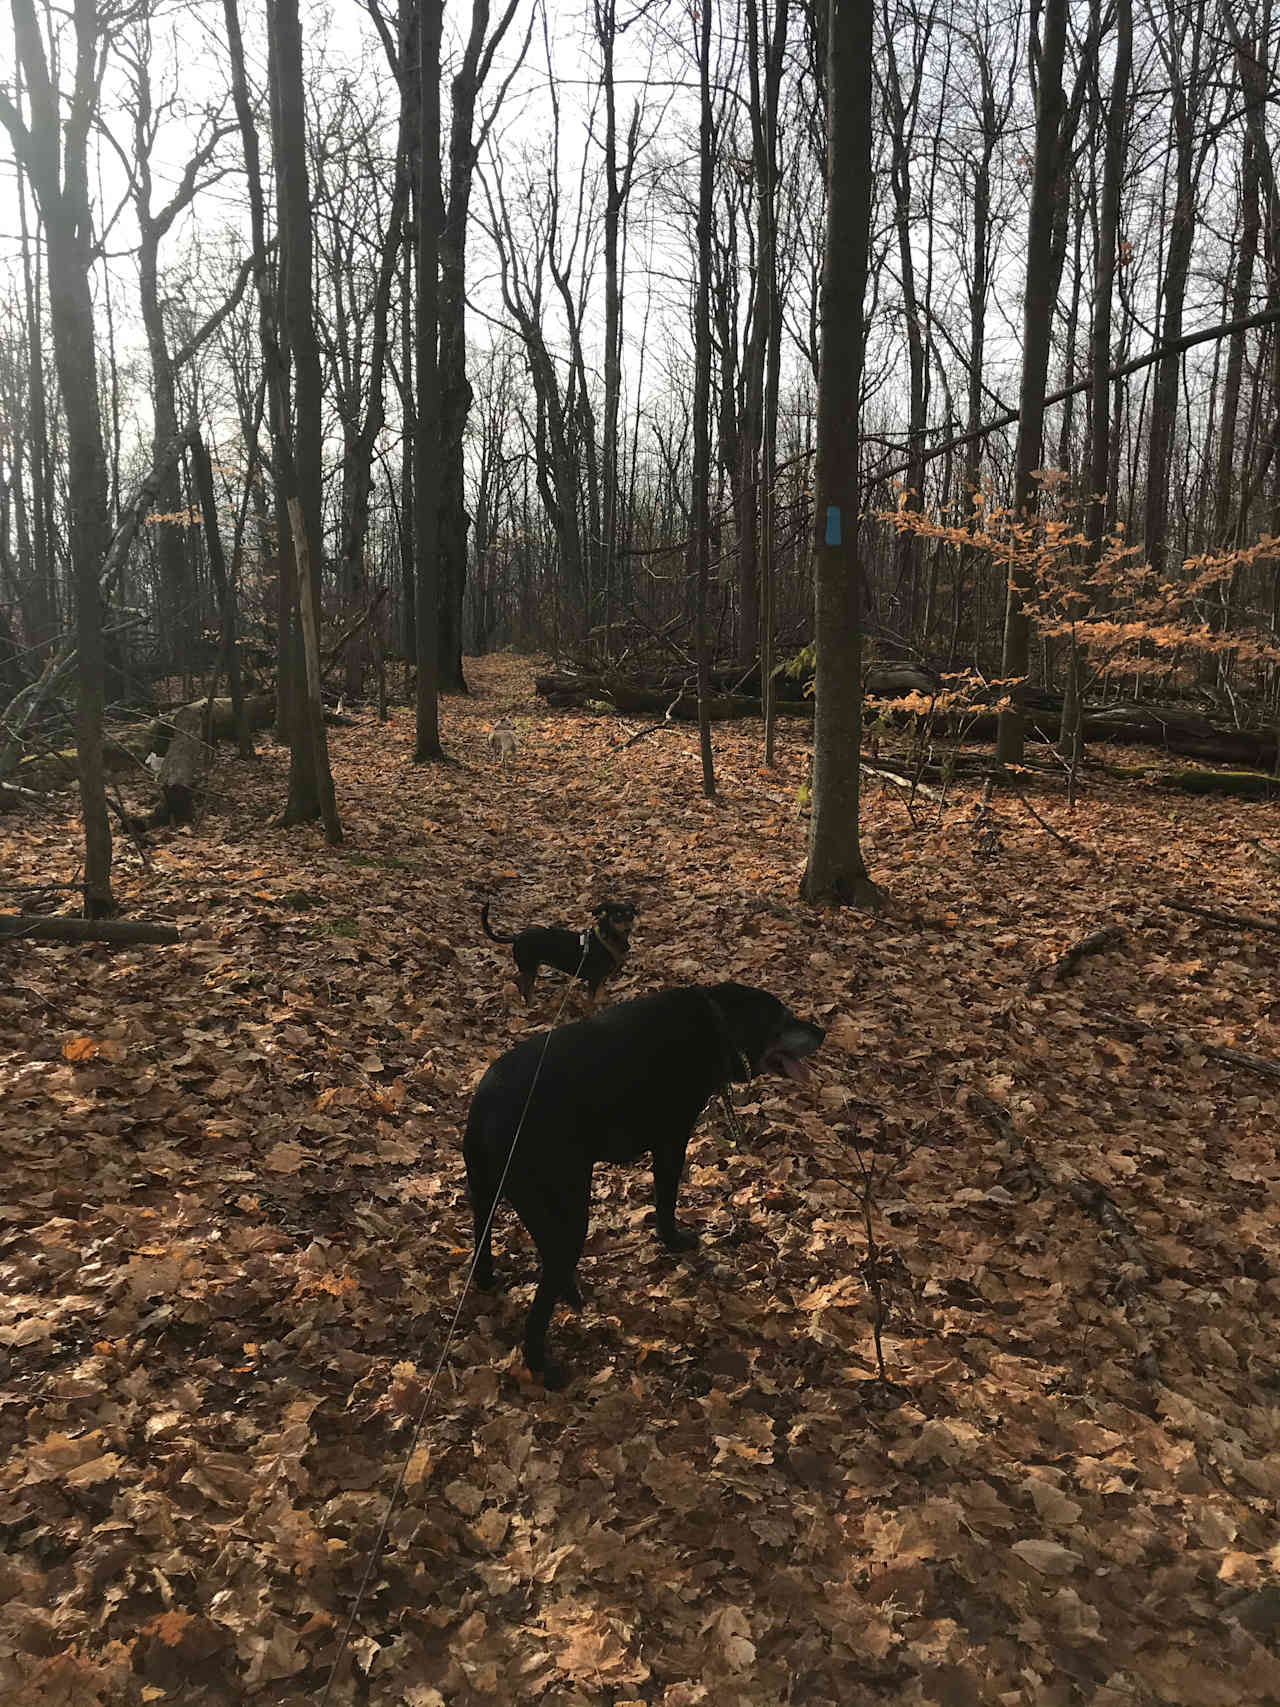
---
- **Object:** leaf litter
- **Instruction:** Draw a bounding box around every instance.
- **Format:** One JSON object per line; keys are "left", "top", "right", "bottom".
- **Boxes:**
{"left": 1, "top": 654, "right": 1278, "bottom": 1706}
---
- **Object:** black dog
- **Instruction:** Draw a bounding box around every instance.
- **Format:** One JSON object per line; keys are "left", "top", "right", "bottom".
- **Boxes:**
{"left": 463, "top": 982, "right": 824, "bottom": 1386}
{"left": 480, "top": 898, "right": 636, "bottom": 1003}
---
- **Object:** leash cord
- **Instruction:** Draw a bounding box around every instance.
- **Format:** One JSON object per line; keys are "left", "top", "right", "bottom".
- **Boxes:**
{"left": 318, "top": 934, "right": 594, "bottom": 1704}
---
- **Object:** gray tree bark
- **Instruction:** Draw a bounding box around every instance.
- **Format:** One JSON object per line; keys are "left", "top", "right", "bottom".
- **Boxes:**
{"left": 414, "top": 0, "right": 445, "bottom": 759}
{"left": 800, "top": 0, "right": 878, "bottom": 910}
{"left": 1, "top": 0, "right": 115, "bottom": 914}
{"left": 268, "top": 0, "right": 341, "bottom": 837}
{"left": 995, "top": 0, "right": 1068, "bottom": 764}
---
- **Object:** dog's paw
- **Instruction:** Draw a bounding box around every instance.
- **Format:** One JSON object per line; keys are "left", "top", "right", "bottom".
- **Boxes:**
{"left": 472, "top": 1266, "right": 499, "bottom": 1291}
{"left": 660, "top": 1225, "right": 700, "bottom": 1253}
{"left": 521, "top": 1360, "right": 568, "bottom": 1391}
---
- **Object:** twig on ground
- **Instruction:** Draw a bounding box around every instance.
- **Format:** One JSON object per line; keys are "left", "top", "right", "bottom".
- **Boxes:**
{"left": 969, "top": 1091, "right": 1161, "bottom": 1384}
{"left": 991, "top": 765, "right": 1096, "bottom": 860}
{"left": 1099, "top": 1008, "right": 1280, "bottom": 1084}
{"left": 1027, "top": 924, "right": 1126, "bottom": 993}
{"left": 608, "top": 686, "right": 687, "bottom": 753}
{"left": 850, "top": 1128, "right": 890, "bottom": 1386}
{"left": 1161, "top": 895, "right": 1280, "bottom": 937}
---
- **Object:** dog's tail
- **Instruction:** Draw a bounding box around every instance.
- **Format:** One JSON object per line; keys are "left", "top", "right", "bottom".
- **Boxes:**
{"left": 480, "top": 900, "right": 517, "bottom": 944}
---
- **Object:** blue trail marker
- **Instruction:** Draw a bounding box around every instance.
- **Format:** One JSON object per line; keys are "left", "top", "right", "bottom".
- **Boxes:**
{"left": 824, "top": 505, "right": 841, "bottom": 546}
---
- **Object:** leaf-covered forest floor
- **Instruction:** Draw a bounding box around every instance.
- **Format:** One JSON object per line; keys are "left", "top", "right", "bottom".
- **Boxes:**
{"left": 2, "top": 654, "right": 1279, "bottom": 1707}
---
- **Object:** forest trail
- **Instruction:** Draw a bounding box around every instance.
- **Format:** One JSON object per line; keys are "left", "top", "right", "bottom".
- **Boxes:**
{"left": 2, "top": 655, "right": 1279, "bottom": 1705}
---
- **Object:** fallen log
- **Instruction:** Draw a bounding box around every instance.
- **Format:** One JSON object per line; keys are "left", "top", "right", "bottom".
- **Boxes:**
{"left": 143, "top": 693, "right": 275, "bottom": 754}
{"left": 145, "top": 703, "right": 205, "bottom": 827}
{"left": 537, "top": 669, "right": 1277, "bottom": 767}
{"left": 0, "top": 915, "right": 180, "bottom": 945}
{"left": 538, "top": 675, "right": 811, "bottom": 721}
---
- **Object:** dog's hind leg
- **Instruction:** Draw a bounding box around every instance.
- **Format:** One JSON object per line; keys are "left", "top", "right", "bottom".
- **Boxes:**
{"left": 463, "top": 1136, "right": 501, "bottom": 1290}
{"left": 512, "top": 1167, "right": 591, "bottom": 1384}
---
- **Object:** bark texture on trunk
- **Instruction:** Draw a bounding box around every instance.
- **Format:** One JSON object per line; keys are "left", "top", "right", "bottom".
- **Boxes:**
{"left": 414, "top": 0, "right": 445, "bottom": 759}
{"left": 2, "top": 0, "right": 115, "bottom": 914}
{"left": 801, "top": 0, "right": 878, "bottom": 910}
{"left": 995, "top": 0, "right": 1068, "bottom": 765}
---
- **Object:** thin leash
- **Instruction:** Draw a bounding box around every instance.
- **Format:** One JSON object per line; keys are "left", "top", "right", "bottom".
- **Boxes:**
{"left": 318, "top": 933, "right": 595, "bottom": 1706}
{"left": 704, "top": 992, "right": 752, "bottom": 1147}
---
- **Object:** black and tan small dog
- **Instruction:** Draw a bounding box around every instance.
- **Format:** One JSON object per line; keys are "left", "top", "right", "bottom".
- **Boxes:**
{"left": 480, "top": 898, "right": 636, "bottom": 1003}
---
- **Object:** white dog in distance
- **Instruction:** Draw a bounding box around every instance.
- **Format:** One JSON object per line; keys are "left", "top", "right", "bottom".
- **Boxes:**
{"left": 488, "top": 721, "right": 518, "bottom": 777}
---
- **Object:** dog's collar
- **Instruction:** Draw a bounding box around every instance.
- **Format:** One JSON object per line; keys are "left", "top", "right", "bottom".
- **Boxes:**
{"left": 588, "top": 923, "right": 628, "bottom": 966}
{"left": 704, "top": 994, "right": 752, "bottom": 1081}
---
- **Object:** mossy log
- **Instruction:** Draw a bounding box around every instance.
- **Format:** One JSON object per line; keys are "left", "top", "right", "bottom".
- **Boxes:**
{"left": 1103, "top": 763, "right": 1277, "bottom": 797}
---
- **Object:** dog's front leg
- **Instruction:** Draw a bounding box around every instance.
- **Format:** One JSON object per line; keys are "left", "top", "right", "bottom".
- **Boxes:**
{"left": 653, "top": 1137, "right": 697, "bottom": 1251}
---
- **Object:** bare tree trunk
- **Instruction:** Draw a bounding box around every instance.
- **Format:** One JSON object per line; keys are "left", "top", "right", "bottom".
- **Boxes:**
{"left": 801, "top": 0, "right": 878, "bottom": 910}
{"left": 125, "top": 29, "right": 225, "bottom": 682}
{"left": 596, "top": 0, "right": 638, "bottom": 664}
{"left": 334, "top": 112, "right": 409, "bottom": 700}
{"left": 995, "top": 0, "right": 1068, "bottom": 764}
{"left": 1214, "top": 132, "right": 1259, "bottom": 546}
{"left": 1143, "top": 0, "right": 1208, "bottom": 575}
{"left": 398, "top": 206, "right": 416, "bottom": 689}
{"left": 1062, "top": 0, "right": 1130, "bottom": 765}
{"left": 267, "top": 0, "right": 341, "bottom": 837}
{"left": 190, "top": 432, "right": 253, "bottom": 759}
{"left": 879, "top": 0, "right": 935, "bottom": 653}
{"left": 414, "top": 0, "right": 445, "bottom": 759}
{"left": 760, "top": 0, "right": 786, "bottom": 763}
{"left": 14, "top": 151, "right": 57, "bottom": 650}
{"left": 2, "top": 0, "right": 114, "bottom": 915}
{"left": 438, "top": 0, "right": 525, "bottom": 693}
{"left": 692, "top": 0, "right": 716, "bottom": 797}
{"left": 955, "top": 36, "right": 1009, "bottom": 667}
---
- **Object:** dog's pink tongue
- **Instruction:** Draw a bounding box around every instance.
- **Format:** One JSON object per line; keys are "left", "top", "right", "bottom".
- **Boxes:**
{"left": 778, "top": 1054, "right": 810, "bottom": 1084}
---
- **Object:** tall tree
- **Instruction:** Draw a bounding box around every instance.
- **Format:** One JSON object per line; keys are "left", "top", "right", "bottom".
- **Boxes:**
{"left": 953, "top": 6, "right": 1018, "bottom": 665}
{"left": 737, "top": 0, "right": 789, "bottom": 669}
{"left": 994, "top": 0, "right": 1069, "bottom": 764}
{"left": 878, "top": 0, "right": 939, "bottom": 651}
{"left": 800, "top": 0, "right": 878, "bottom": 909}
{"left": 12, "top": 140, "right": 58, "bottom": 652}
{"left": 267, "top": 0, "right": 341, "bottom": 836}
{"left": 414, "top": 0, "right": 445, "bottom": 759}
{"left": 594, "top": 0, "right": 643, "bottom": 657}
{"left": 1142, "top": 0, "right": 1216, "bottom": 575}
{"left": 311, "top": 74, "right": 407, "bottom": 700}
{"left": 1061, "top": 0, "right": 1130, "bottom": 758}
{"left": 437, "top": 0, "right": 525, "bottom": 692}
{"left": 122, "top": 27, "right": 231, "bottom": 679}
{"left": 1, "top": 0, "right": 115, "bottom": 914}
{"left": 691, "top": 0, "right": 716, "bottom": 796}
